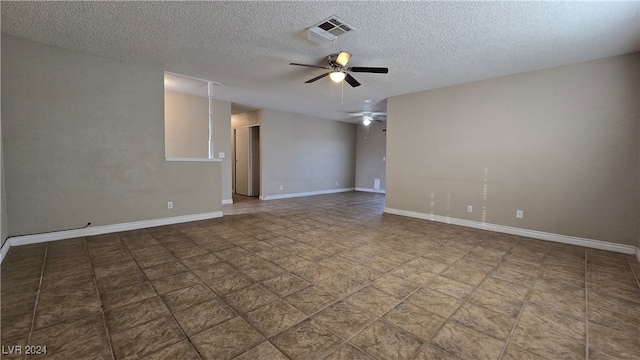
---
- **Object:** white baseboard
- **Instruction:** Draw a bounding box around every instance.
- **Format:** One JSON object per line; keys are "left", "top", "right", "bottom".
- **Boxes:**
{"left": 222, "top": 199, "right": 233, "bottom": 205}
{"left": 0, "top": 240, "right": 10, "bottom": 264}
{"left": 1, "top": 211, "right": 223, "bottom": 263}
{"left": 384, "top": 207, "right": 636, "bottom": 255}
{"left": 356, "top": 187, "right": 386, "bottom": 194}
{"left": 260, "top": 187, "right": 355, "bottom": 201}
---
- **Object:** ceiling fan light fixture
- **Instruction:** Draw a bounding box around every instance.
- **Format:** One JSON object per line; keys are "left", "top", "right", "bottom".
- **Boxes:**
{"left": 335, "top": 52, "right": 352, "bottom": 66}
{"left": 363, "top": 116, "right": 372, "bottom": 126}
{"left": 329, "top": 71, "right": 346, "bottom": 83}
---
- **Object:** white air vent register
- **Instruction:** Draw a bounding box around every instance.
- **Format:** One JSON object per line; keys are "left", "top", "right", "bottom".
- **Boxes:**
{"left": 307, "top": 16, "right": 354, "bottom": 44}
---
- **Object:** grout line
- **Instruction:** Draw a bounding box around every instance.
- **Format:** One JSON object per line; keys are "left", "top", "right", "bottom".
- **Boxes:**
{"left": 132, "top": 229, "right": 212, "bottom": 359}
{"left": 84, "top": 236, "right": 117, "bottom": 360}
{"left": 496, "top": 245, "right": 550, "bottom": 360}
{"left": 25, "top": 242, "right": 48, "bottom": 351}
{"left": 585, "top": 251, "right": 589, "bottom": 360}
{"left": 372, "top": 245, "right": 483, "bottom": 360}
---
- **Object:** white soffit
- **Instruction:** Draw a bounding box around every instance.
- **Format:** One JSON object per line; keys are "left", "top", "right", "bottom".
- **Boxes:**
{"left": 2, "top": 1, "right": 639, "bottom": 122}
{"left": 164, "top": 72, "right": 209, "bottom": 98}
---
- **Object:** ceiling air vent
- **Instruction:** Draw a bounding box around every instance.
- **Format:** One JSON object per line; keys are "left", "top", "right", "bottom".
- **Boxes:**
{"left": 307, "top": 16, "right": 354, "bottom": 44}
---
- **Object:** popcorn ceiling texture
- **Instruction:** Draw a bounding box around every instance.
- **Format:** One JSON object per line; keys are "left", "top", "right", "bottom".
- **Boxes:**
{"left": 2, "top": 1, "right": 638, "bottom": 121}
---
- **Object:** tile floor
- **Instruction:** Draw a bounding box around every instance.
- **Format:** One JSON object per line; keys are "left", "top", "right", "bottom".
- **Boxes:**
{"left": 1, "top": 192, "right": 639, "bottom": 359}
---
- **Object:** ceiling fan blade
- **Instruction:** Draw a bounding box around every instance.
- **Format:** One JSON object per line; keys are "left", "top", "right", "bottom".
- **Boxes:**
{"left": 305, "top": 72, "right": 330, "bottom": 83}
{"left": 335, "top": 52, "right": 352, "bottom": 67}
{"left": 290, "top": 63, "right": 331, "bottom": 70}
{"left": 348, "top": 67, "right": 389, "bottom": 74}
{"left": 344, "top": 73, "right": 361, "bottom": 87}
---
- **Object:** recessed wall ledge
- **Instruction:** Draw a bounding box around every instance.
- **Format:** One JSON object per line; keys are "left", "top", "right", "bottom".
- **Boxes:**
{"left": 165, "top": 157, "right": 223, "bottom": 162}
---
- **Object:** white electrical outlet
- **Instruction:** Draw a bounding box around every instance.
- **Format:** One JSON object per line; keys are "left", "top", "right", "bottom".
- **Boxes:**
{"left": 279, "top": 185, "right": 284, "bottom": 191}
{"left": 335, "top": 181, "right": 338, "bottom": 186}
{"left": 516, "top": 210, "right": 524, "bottom": 219}
{"left": 167, "top": 201, "right": 173, "bottom": 209}
{"left": 467, "top": 205, "right": 473, "bottom": 213}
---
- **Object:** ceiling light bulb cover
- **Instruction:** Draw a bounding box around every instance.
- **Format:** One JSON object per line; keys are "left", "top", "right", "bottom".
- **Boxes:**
{"left": 336, "top": 52, "right": 352, "bottom": 66}
{"left": 363, "top": 116, "right": 372, "bottom": 126}
{"left": 329, "top": 71, "right": 346, "bottom": 83}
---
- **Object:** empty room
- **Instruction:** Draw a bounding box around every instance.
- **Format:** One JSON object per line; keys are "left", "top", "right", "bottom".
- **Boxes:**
{"left": 1, "top": 2, "right": 639, "bottom": 360}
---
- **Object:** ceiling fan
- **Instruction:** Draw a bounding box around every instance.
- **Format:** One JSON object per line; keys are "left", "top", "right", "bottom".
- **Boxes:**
{"left": 289, "top": 51, "right": 389, "bottom": 87}
{"left": 349, "top": 111, "right": 386, "bottom": 126}
{"left": 349, "top": 99, "right": 386, "bottom": 125}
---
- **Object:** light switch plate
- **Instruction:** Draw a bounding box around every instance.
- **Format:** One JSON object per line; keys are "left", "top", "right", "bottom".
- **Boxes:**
{"left": 218, "top": 152, "right": 225, "bottom": 159}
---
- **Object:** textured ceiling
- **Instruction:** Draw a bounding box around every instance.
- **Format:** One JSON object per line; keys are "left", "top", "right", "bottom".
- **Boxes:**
{"left": 2, "top": 1, "right": 639, "bottom": 122}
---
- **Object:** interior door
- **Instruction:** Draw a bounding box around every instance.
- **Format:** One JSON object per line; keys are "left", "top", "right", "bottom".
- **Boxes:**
{"left": 235, "top": 127, "right": 250, "bottom": 196}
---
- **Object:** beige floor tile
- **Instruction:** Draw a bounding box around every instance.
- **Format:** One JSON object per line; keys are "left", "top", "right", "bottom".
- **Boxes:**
{"left": 191, "top": 317, "right": 263, "bottom": 359}
{"left": 450, "top": 302, "right": 516, "bottom": 340}
{"left": 1, "top": 312, "right": 33, "bottom": 343}
{"left": 100, "top": 281, "right": 157, "bottom": 310}
{"left": 95, "top": 268, "right": 147, "bottom": 293}
{"left": 313, "top": 300, "right": 376, "bottom": 339}
{"left": 30, "top": 313, "right": 107, "bottom": 355}
{"left": 141, "top": 261, "right": 188, "bottom": 280}
{"left": 476, "top": 276, "right": 529, "bottom": 300}
{"left": 431, "top": 321, "right": 504, "bottom": 360}
{"left": 350, "top": 320, "right": 423, "bottom": 360}
{"left": 270, "top": 318, "right": 343, "bottom": 360}
{"left": 468, "top": 288, "right": 524, "bottom": 317}
{"left": 501, "top": 344, "right": 545, "bottom": 360}
{"left": 180, "top": 252, "right": 222, "bottom": 270}
{"left": 104, "top": 296, "right": 171, "bottom": 334}
{"left": 173, "top": 297, "right": 236, "bottom": 337}
{"left": 528, "top": 286, "right": 585, "bottom": 319}
{"left": 316, "top": 273, "right": 364, "bottom": 298}
{"left": 325, "top": 344, "right": 373, "bottom": 360}
{"left": 223, "top": 283, "right": 279, "bottom": 313}
{"left": 391, "top": 265, "right": 437, "bottom": 286}
{"left": 160, "top": 284, "right": 217, "bottom": 312}
{"left": 346, "top": 286, "right": 402, "bottom": 316}
{"left": 588, "top": 322, "right": 640, "bottom": 359}
{"left": 510, "top": 303, "right": 585, "bottom": 360}
{"left": 110, "top": 316, "right": 184, "bottom": 359}
{"left": 405, "top": 288, "right": 462, "bottom": 318}
{"left": 440, "top": 259, "right": 495, "bottom": 286}
{"left": 234, "top": 341, "right": 289, "bottom": 360}
{"left": 371, "top": 273, "right": 420, "bottom": 298}
{"left": 427, "top": 275, "right": 475, "bottom": 299}
{"left": 413, "top": 345, "right": 459, "bottom": 360}
{"left": 261, "top": 272, "right": 311, "bottom": 297}
{"left": 285, "top": 286, "right": 340, "bottom": 315}
{"left": 245, "top": 299, "right": 307, "bottom": 337}
{"left": 291, "top": 262, "right": 339, "bottom": 283}
{"left": 204, "top": 272, "right": 254, "bottom": 296}
{"left": 149, "top": 271, "right": 204, "bottom": 294}
{"left": 144, "top": 339, "right": 202, "bottom": 360}
{"left": 383, "top": 301, "right": 447, "bottom": 340}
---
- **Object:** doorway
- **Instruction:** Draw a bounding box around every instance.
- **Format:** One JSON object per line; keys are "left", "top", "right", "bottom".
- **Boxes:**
{"left": 234, "top": 125, "right": 260, "bottom": 197}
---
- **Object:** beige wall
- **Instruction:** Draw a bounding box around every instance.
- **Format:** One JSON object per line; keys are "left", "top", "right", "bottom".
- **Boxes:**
{"left": 164, "top": 91, "right": 232, "bottom": 202}
{"left": 387, "top": 53, "right": 640, "bottom": 246}
{"left": 164, "top": 90, "right": 209, "bottom": 158}
{"left": 212, "top": 99, "right": 232, "bottom": 202}
{"left": 355, "top": 121, "right": 386, "bottom": 191}
{"left": 1, "top": 105, "right": 7, "bottom": 245}
{"left": 260, "top": 109, "right": 356, "bottom": 197}
{"left": 2, "top": 35, "right": 221, "bottom": 236}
